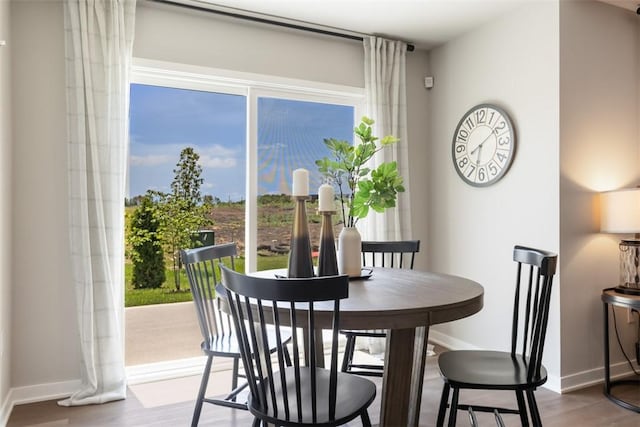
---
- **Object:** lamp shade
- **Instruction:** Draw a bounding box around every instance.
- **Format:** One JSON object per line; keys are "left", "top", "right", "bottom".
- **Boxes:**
{"left": 600, "top": 188, "right": 640, "bottom": 234}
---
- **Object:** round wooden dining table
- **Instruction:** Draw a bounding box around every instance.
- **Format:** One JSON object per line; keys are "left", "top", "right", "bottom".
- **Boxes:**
{"left": 252, "top": 267, "right": 484, "bottom": 427}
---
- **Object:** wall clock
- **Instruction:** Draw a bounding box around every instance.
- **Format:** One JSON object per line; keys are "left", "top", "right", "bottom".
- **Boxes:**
{"left": 451, "top": 103, "right": 516, "bottom": 187}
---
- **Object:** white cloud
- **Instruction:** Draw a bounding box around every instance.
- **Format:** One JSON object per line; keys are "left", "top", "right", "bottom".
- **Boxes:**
{"left": 200, "top": 156, "right": 237, "bottom": 168}
{"left": 258, "top": 142, "right": 287, "bottom": 150}
{"left": 130, "top": 154, "right": 173, "bottom": 166}
{"left": 197, "top": 144, "right": 238, "bottom": 169}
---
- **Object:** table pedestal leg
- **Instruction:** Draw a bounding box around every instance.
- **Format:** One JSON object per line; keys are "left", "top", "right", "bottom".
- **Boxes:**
{"left": 381, "top": 328, "right": 416, "bottom": 426}
{"left": 409, "top": 326, "right": 430, "bottom": 425}
{"left": 303, "top": 327, "right": 325, "bottom": 368}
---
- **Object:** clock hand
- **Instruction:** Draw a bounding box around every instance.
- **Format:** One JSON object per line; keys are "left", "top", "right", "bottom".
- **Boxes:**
{"left": 475, "top": 144, "right": 483, "bottom": 165}
{"left": 470, "top": 130, "right": 495, "bottom": 155}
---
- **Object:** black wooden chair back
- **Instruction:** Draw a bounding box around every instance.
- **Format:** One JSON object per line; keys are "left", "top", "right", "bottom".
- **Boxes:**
{"left": 511, "top": 245, "right": 558, "bottom": 382}
{"left": 181, "top": 242, "right": 238, "bottom": 343}
{"left": 220, "top": 266, "right": 376, "bottom": 426}
{"left": 361, "top": 240, "right": 420, "bottom": 269}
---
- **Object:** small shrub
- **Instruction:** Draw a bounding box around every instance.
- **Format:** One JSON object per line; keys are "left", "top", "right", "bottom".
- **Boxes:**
{"left": 128, "top": 195, "right": 166, "bottom": 289}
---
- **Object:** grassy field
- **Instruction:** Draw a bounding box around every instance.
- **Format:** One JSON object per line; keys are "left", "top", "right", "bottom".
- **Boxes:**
{"left": 125, "top": 197, "right": 338, "bottom": 307}
{"left": 125, "top": 254, "right": 289, "bottom": 307}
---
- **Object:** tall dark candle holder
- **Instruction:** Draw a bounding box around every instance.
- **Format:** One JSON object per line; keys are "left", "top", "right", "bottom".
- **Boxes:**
{"left": 317, "top": 210, "right": 338, "bottom": 276}
{"left": 287, "top": 196, "right": 314, "bottom": 278}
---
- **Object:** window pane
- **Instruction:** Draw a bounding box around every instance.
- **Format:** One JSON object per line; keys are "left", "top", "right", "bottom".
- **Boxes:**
{"left": 127, "top": 83, "right": 246, "bottom": 299}
{"left": 256, "top": 97, "right": 354, "bottom": 271}
{"left": 129, "top": 84, "right": 246, "bottom": 202}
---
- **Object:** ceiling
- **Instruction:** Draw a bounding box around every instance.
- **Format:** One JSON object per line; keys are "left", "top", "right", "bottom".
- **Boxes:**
{"left": 191, "top": 0, "right": 639, "bottom": 50}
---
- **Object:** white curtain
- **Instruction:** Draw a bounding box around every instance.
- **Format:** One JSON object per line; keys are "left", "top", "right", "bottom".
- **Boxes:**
{"left": 362, "top": 36, "right": 412, "bottom": 242}
{"left": 59, "top": 0, "right": 136, "bottom": 406}
{"left": 359, "top": 36, "right": 412, "bottom": 356}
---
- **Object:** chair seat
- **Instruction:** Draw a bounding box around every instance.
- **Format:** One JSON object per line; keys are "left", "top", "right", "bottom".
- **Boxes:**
{"left": 438, "top": 350, "right": 547, "bottom": 390}
{"left": 249, "top": 367, "right": 377, "bottom": 426}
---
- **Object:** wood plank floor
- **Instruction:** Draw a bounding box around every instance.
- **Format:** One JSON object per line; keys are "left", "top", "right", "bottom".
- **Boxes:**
{"left": 7, "top": 351, "right": 640, "bottom": 426}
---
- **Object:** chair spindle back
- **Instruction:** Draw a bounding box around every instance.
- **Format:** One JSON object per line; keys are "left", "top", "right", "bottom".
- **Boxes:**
{"left": 181, "top": 243, "right": 238, "bottom": 344}
{"left": 361, "top": 240, "right": 420, "bottom": 269}
{"left": 220, "top": 266, "right": 350, "bottom": 424}
{"left": 511, "top": 245, "right": 557, "bottom": 382}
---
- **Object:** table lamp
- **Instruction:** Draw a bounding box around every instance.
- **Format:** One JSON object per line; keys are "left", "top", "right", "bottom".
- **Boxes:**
{"left": 601, "top": 187, "right": 640, "bottom": 295}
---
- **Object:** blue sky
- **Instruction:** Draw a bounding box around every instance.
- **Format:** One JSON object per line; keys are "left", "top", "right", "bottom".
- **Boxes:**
{"left": 128, "top": 84, "right": 354, "bottom": 201}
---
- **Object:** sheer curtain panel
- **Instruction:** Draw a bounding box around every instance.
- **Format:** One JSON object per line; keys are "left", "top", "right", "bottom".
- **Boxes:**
{"left": 363, "top": 36, "right": 412, "bottom": 242}
{"left": 59, "top": 0, "right": 136, "bottom": 406}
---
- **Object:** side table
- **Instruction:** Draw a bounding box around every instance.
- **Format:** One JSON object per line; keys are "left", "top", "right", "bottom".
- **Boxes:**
{"left": 602, "top": 287, "right": 640, "bottom": 412}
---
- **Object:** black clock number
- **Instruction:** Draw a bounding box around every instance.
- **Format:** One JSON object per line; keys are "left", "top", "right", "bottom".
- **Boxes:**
{"left": 478, "top": 167, "right": 486, "bottom": 182}
{"left": 457, "top": 129, "right": 469, "bottom": 142}
{"left": 466, "top": 163, "right": 476, "bottom": 178}
{"left": 497, "top": 150, "right": 510, "bottom": 163}
{"left": 475, "top": 109, "right": 486, "bottom": 124}
{"left": 465, "top": 116, "right": 475, "bottom": 130}
{"left": 488, "top": 110, "right": 496, "bottom": 125}
{"left": 488, "top": 162, "right": 498, "bottom": 176}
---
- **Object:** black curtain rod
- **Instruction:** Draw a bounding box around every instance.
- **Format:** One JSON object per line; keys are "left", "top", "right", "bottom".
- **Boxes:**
{"left": 151, "top": 0, "right": 415, "bottom": 52}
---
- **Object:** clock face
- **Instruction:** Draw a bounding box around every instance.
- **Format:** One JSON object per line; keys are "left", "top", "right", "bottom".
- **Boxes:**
{"left": 452, "top": 104, "right": 516, "bottom": 187}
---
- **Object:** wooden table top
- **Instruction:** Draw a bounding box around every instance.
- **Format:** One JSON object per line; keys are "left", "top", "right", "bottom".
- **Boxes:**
{"left": 253, "top": 267, "right": 484, "bottom": 330}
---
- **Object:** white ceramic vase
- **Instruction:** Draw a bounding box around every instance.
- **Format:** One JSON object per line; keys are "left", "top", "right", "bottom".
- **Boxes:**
{"left": 338, "top": 226, "right": 362, "bottom": 277}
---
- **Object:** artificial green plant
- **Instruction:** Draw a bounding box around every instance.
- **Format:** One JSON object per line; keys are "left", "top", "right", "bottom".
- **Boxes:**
{"left": 316, "top": 116, "right": 405, "bottom": 227}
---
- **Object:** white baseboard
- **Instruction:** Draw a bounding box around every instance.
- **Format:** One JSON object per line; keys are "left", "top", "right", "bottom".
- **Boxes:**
{"left": 9, "top": 379, "right": 80, "bottom": 406}
{"left": 126, "top": 356, "right": 214, "bottom": 385}
{"left": 429, "top": 329, "right": 483, "bottom": 351}
{"left": 1, "top": 390, "right": 11, "bottom": 427}
{"left": 1, "top": 378, "right": 81, "bottom": 424}
{"left": 558, "top": 360, "right": 638, "bottom": 393}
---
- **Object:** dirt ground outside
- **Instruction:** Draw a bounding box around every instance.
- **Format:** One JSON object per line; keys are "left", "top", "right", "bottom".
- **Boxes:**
{"left": 208, "top": 201, "right": 342, "bottom": 255}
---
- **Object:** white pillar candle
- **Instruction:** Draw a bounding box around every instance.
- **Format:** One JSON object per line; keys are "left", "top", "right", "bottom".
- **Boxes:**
{"left": 292, "top": 168, "right": 309, "bottom": 196}
{"left": 318, "top": 183, "right": 334, "bottom": 211}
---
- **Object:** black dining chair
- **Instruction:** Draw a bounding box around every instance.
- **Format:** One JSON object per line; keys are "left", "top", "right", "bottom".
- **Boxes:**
{"left": 436, "top": 245, "right": 558, "bottom": 427}
{"left": 180, "top": 243, "right": 292, "bottom": 426}
{"left": 220, "top": 265, "right": 377, "bottom": 427}
{"left": 340, "top": 240, "right": 420, "bottom": 377}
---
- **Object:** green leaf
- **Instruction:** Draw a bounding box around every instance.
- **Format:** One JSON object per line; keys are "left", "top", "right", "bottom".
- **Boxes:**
{"left": 381, "top": 135, "right": 400, "bottom": 145}
{"left": 361, "top": 116, "right": 374, "bottom": 126}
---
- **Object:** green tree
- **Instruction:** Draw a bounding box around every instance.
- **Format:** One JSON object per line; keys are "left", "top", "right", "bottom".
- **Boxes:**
{"left": 127, "top": 194, "right": 166, "bottom": 289}
{"left": 155, "top": 192, "right": 212, "bottom": 291}
{"left": 153, "top": 147, "right": 213, "bottom": 291}
{"left": 171, "top": 147, "right": 203, "bottom": 208}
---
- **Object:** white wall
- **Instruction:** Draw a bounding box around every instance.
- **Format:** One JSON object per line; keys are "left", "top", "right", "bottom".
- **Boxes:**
{"left": 406, "top": 51, "right": 431, "bottom": 266}
{"left": 11, "top": 0, "right": 78, "bottom": 394}
{"left": 559, "top": 0, "right": 639, "bottom": 389}
{"left": 0, "top": 0, "right": 13, "bottom": 421}
{"left": 428, "top": 1, "right": 561, "bottom": 385}
{"left": 134, "top": 1, "right": 364, "bottom": 87}
{"left": 7, "top": 0, "right": 430, "bottom": 405}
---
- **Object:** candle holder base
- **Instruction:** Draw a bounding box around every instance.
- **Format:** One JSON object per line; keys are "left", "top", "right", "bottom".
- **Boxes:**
{"left": 287, "top": 196, "right": 314, "bottom": 278}
{"left": 317, "top": 210, "right": 338, "bottom": 276}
